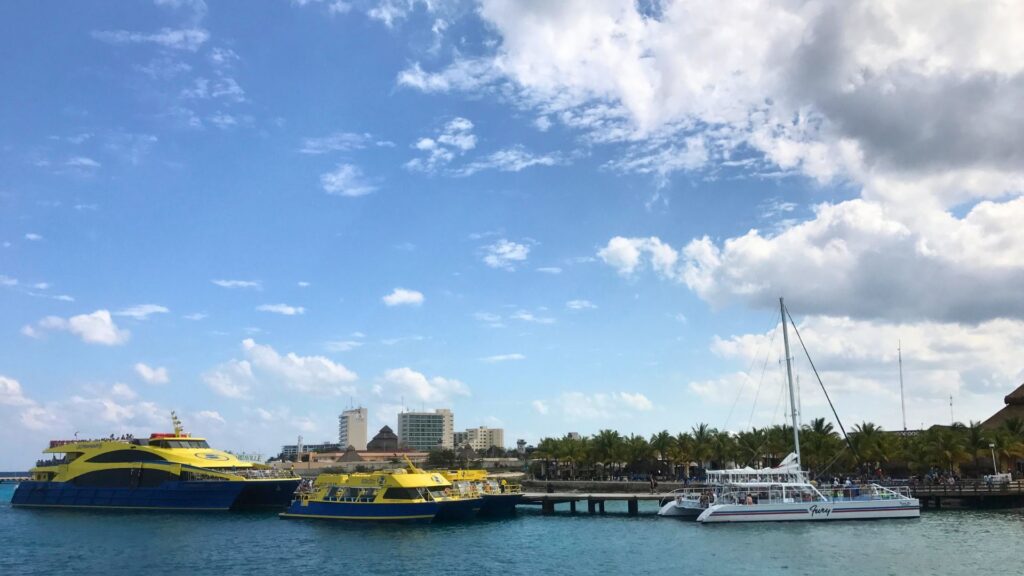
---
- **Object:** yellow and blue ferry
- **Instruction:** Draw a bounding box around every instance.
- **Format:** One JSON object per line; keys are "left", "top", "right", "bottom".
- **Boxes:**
{"left": 12, "top": 413, "right": 300, "bottom": 511}
{"left": 281, "top": 461, "right": 483, "bottom": 522}
{"left": 440, "top": 469, "right": 522, "bottom": 516}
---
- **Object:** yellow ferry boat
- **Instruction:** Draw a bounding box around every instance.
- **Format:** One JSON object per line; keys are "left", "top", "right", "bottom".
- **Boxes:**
{"left": 12, "top": 413, "right": 300, "bottom": 511}
{"left": 281, "top": 460, "right": 483, "bottom": 522}
{"left": 440, "top": 469, "right": 522, "bottom": 516}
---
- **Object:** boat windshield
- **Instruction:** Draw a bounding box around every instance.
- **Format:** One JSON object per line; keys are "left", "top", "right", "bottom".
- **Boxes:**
{"left": 717, "top": 483, "right": 827, "bottom": 505}
{"left": 150, "top": 439, "right": 211, "bottom": 449}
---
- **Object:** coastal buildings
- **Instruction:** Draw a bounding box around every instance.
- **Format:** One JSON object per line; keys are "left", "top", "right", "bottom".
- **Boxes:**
{"left": 338, "top": 407, "right": 368, "bottom": 450}
{"left": 366, "top": 425, "right": 399, "bottom": 452}
{"left": 454, "top": 426, "right": 505, "bottom": 451}
{"left": 280, "top": 442, "right": 341, "bottom": 459}
{"left": 397, "top": 409, "right": 454, "bottom": 450}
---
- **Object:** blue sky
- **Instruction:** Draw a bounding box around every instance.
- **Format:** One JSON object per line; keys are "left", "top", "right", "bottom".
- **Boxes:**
{"left": 3, "top": 1, "right": 1024, "bottom": 468}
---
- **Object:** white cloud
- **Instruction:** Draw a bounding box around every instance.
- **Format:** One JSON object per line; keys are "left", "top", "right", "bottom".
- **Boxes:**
{"left": 115, "top": 304, "right": 170, "bottom": 320}
{"left": 694, "top": 315, "right": 1024, "bottom": 429}
{"left": 453, "top": 146, "right": 559, "bottom": 177}
{"left": 299, "top": 132, "right": 378, "bottom": 154}
{"left": 1, "top": 275, "right": 17, "bottom": 286}
{"left": 320, "top": 163, "right": 377, "bottom": 197}
{"left": 598, "top": 236, "right": 679, "bottom": 279}
{"left": 28, "top": 310, "right": 130, "bottom": 345}
{"left": 405, "top": 117, "right": 476, "bottom": 173}
{"left": 203, "top": 359, "right": 255, "bottom": 399}
{"left": 531, "top": 400, "right": 549, "bottom": 415}
{"left": 297, "top": 281, "right": 311, "bottom": 288}
{"left": 135, "top": 363, "right": 169, "bottom": 384}
{"left": 65, "top": 157, "right": 101, "bottom": 169}
{"left": 257, "top": 303, "right": 306, "bottom": 316}
{"left": 211, "top": 279, "right": 261, "bottom": 289}
{"left": 474, "top": 311, "right": 504, "bottom": 328}
{"left": 551, "top": 391, "right": 654, "bottom": 420}
{"left": 325, "top": 340, "right": 362, "bottom": 352}
{"left": 374, "top": 367, "right": 469, "bottom": 403}
{"left": 24, "top": 233, "right": 43, "bottom": 241}
{"left": 194, "top": 409, "right": 226, "bottom": 425}
{"left": 0, "top": 375, "right": 33, "bottom": 407}
{"left": 91, "top": 27, "right": 210, "bottom": 51}
{"left": 382, "top": 288, "right": 424, "bottom": 307}
{"left": 184, "top": 312, "right": 208, "bottom": 320}
{"left": 110, "top": 382, "right": 137, "bottom": 400}
{"left": 482, "top": 239, "right": 530, "bottom": 270}
{"left": 510, "top": 310, "right": 555, "bottom": 325}
{"left": 536, "top": 267, "right": 562, "bottom": 274}
{"left": 242, "top": 338, "right": 358, "bottom": 395}
{"left": 566, "top": 299, "right": 596, "bottom": 310}
{"left": 481, "top": 353, "right": 525, "bottom": 363}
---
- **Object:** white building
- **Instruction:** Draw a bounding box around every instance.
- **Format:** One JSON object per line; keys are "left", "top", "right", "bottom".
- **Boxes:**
{"left": 338, "top": 407, "right": 368, "bottom": 450}
{"left": 397, "top": 408, "right": 453, "bottom": 451}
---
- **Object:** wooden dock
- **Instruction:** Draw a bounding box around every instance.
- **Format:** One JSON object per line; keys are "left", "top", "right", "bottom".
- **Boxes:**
{"left": 910, "top": 481, "right": 1024, "bottom": 508}
{"left": 521, "top": 492, "right": 667, "bottom": 515}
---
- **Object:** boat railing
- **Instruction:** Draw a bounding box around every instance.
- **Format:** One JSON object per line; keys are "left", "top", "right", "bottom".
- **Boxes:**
{"left": 819, "top": 484, "right": 914, "bottom": 501}
{"left": 226, "top": 468, "right": 298, "bottom": 480}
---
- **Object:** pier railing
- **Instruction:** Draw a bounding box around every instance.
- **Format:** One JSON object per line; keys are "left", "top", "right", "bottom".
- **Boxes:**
{"left": 908, "top": 480, "right": 1024, "bottom": 497}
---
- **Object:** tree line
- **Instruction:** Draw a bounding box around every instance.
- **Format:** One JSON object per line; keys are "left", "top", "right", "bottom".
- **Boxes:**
{"left": 530, "top": 417, "right": 1024, "bottom": 480}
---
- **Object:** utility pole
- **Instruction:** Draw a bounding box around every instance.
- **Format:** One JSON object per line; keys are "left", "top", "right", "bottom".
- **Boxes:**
{"left": 898, "top": 341, "right": 907, "bottom": 431}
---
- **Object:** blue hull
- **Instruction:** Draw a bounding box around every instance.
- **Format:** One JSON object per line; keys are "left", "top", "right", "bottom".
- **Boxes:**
{"left": 480, "top": 494, "right": 521, "bottom": 516}
{"left": 435, "top": 498, "right": 483, "bottom": 521}
{"left": 11, "top": 480, "right": 244, "bottom": 511}
{"left": 280, "top": 500, "right": 441, "bottom": 522}
{"left": 232, "top": 479, "right": 301, "bottom": 510}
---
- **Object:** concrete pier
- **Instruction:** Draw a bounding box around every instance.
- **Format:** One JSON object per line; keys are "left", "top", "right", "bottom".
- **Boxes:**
{"left": 522, "top": 492, "right": 664, "bottom": 515}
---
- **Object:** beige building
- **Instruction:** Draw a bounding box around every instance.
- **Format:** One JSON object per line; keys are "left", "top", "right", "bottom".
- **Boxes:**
{"left": 338, "top": 407, "right": 368, "bottom": 450}
{"left": 397, "top": 408, "right": 454, "bottom": 450}
{"left": 455, "top": 426, "right": 505, "bottom": 451}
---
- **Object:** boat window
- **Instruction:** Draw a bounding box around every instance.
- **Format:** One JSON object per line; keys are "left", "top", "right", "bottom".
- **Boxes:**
{"left": 87, "top": 450, "right": 167, "bottom": 463}
{"left": 71, "top": 468, "right": 176, "bottom": 488}
{"left": 383, "top": 487, "right": 421, "bottom": 500}
{"left": 359, "top": 489, "right": 377, "bottom": 502}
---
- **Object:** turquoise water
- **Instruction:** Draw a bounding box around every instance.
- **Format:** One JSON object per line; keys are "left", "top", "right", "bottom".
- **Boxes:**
{"left": 2, "top": 483, "right": 1022, "bottom": 576}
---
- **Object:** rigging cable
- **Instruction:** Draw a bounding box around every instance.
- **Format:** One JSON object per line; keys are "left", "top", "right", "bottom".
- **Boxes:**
{"left": 783, "top": 305, "right": 863, "bottom": 467}
{"left": 722, "top": 311, "right": 779, "bottom": 431}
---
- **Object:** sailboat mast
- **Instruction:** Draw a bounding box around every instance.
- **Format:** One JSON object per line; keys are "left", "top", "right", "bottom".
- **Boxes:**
{"left": 898, "top": 341, "right": 907, "bottom": 431}
{"left": 780, "top": 297, "right": 801, "bottom": 465}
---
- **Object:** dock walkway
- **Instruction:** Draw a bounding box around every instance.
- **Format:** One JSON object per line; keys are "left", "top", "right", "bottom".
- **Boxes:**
{"left": 521, "top": 492, "right": 667, "bottom": 515}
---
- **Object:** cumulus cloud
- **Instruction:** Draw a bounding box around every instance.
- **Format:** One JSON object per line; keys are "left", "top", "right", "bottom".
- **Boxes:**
{"left": 531, "top": 400, "right": 549, "bottom": 415}
{"left": 374, "top": 367, "right": 470, "bottom": 403}
{"left": 26, "top": 310, "right": 130, "bottom": 345}
{"left": 482, "top": 239, "right": 530, "bottom": 270}
{"left": 566, "top": 299, "right": 596, "bottom": 310}
{"left": 0, "top": 375, "right": 34, "bottom": 407}
{"left": 545, "top": 391, "right": 654, "bottom": 420}
{"left": 320, "top": 163, "right": 377, "bottom": 197}
{"left": 135, "top": 363, "right": 169, "bottom": 384}
{"left": 693, "top": 315, "right": 1024, "bottom": 429}
{"left": 257, "top": 303, "right": 306, "bottom": 316}
{"left": 382, "top": 288, "right": 424, "bottom": 307}
{"left": 204, "top": 339, "right": 359, "bottom": 398}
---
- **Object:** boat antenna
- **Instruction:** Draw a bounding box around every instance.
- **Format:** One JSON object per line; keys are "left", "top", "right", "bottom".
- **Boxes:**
{"left": 783, "top": 303, "right": 863, "bottom": 467}
{"left": 898, "top": 340, "right": 907, "bottom": 431}
{"left": 950, "top": 395, "right": 955, "bottom": 425}
{"left": 171, "top": 411, "right": 184, "bottom": 436}
{"left": 779, "top": 298, "right": 801, "bottom": 466}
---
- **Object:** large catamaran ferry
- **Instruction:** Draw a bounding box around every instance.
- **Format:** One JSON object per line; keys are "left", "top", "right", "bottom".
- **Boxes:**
{"left": 12, "top": 413, "right": 300, "bottom": 511}
{"left": 693, "top": 299, "right": 920, "bottom": 524}
{"left": 281, "top": 462, "right": 483, "bottom": 522}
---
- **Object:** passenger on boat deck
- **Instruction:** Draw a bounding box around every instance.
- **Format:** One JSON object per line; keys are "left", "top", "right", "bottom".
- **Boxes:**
{"left": 745, "top": 495, "right": 754, "bottom": 505}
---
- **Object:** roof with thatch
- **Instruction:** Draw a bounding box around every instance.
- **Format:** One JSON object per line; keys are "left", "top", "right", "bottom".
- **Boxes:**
{"left": 337, "top": 446, "right": 364, "bottom": 462}
{"left": 981, "top": 382, "right": 1024, "bottom": 429}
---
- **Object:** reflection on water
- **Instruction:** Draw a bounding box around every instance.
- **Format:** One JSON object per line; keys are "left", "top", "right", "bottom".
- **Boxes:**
{"left": 2, "top": 487, "right": 1022, "bottom": 576}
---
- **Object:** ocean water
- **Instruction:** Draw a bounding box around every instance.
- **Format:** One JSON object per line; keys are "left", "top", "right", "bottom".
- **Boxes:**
{"left": 2, "top": 483, "right": 1022, "bottom": 576}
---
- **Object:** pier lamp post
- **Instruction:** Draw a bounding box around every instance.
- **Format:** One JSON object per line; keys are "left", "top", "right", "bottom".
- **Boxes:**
{"left": 989, "top": 443, "right": 998, "bottom": 474}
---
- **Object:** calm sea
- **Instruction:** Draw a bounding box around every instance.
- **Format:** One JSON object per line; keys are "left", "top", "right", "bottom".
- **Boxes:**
{"left": 2, "top": 483, "right": 1022, "bottom": 576}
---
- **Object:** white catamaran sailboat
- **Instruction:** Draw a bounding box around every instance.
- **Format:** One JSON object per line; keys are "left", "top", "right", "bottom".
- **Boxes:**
{"left": 695, "top": 298, "right": 920, "bottom": 524}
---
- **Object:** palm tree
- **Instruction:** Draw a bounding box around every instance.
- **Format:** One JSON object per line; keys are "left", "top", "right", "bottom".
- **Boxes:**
{"left": 711, "top": 430, "right": 736, "bottom": 469}
{"left": 990, "top": 429, "right": 1023, "bottom": 473}
{"left": 963, "top": 421, "right": 989, "bottom": 476}
{"left": 690, "top": 423, "right": 715, "bottom": 469}
{"left": 850, "top": 422, "right": 884, "bottom": 467}
{"left": 590, "top": 429, "right": 623, "bottom": 478}
{"left": 923, "top": 427, "right": 969, "bottom": 475}
{"left": 735, "top": 428, "right": 766, "bottom": 467}
{"left": 650, "top": 430, "right": 674, "bottom": 475}
{"left": 802, "top": 418, "right": 839, "bottom": 474}
{"left": 672, "top": 432, "right": 694, "bottom": 479}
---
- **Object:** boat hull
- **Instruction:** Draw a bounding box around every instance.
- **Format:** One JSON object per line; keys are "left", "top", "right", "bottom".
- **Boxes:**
{"left": 657, "top": 499, "right": 704, "bottom": 519}
{"left": 480, "top": 494, "right": 521, "bottom": 516}
{"left": 435, "top": 497, "right": 483, "bottom": 521}
{"left": 697, "top": 498, "right": 920, "bottom": 523}
{"left": 232, "top": 479, "right": 301, "bottom": 510}
{"left": 280, "top": 500, "right": 440, "bottom": 522}
{"left": 10, "top": 480, "right": 244, "bottom": 511}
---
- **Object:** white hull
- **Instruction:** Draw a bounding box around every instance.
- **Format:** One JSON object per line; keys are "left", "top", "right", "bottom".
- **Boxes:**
{"left": 657, "top": 499, "right": 704, "bottom": 518}
{"left": 697, "top": 498, "right": 920, "bottom": 523}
